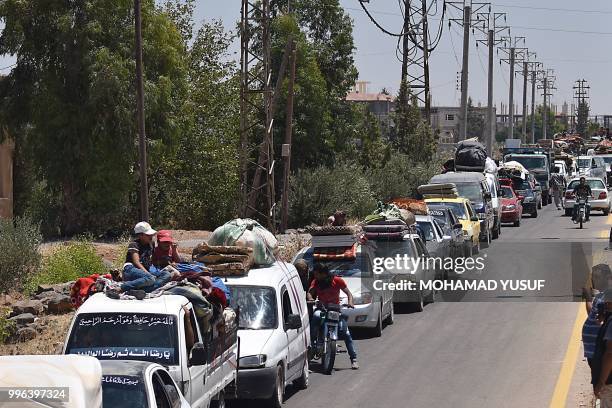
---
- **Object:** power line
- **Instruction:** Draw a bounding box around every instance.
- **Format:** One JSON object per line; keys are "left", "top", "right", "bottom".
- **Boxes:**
{"left": 491, "top": 3, "right": 612, "bottom": 15}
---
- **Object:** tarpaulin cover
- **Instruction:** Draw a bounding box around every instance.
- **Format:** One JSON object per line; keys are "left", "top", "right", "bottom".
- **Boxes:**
{"left": 208, "top": 219, "right": 277, "bottom": 266}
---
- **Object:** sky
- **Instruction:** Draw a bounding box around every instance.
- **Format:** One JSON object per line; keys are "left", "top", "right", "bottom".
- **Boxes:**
{"left": 1, "top": 0, "right": 610, "bottom": 114}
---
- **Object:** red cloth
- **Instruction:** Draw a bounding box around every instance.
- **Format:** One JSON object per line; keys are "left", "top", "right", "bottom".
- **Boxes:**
{"left": 172, "top": 271, "right": 213, "bottom": 295}
{"left": 309, "top": 276, "right": 347, "bottom": 305}
{"left": 71, "top": 274, "right": 111, "bottom": 308}
{"left": 208, "top": 287, "right": 228, "bottom": 309}
{"left": 313, "top": 245, "right": 357, "bottom": 261}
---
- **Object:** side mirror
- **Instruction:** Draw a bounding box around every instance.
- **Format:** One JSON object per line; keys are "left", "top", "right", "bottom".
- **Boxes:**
{"left": 285, "top": 314, "right": 302, "bottom": 331}
{"left": 189, "top": 342, "right": 207, "bottom": 366}
{"left": 517, "top": 195, "right": 524, "bottom": 202}
{"left": 453, "top": 223, "right": 462, "bottom": 230}
{"left": 470, "top": 216, "right": 479, "bottom": 222}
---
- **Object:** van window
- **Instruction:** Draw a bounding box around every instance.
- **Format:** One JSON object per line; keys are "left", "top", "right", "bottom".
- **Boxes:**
{"left": 229, "top": 286, "right": 278, "bottom": 330}
{"left": 281, "top": 288, "right": 293, "bottom": 324}
{"left": 454, "top": 182, "right": 484, "bottom": 203}
{"left": 102, "top": 374, "right": 147, "bottom": 408}
{"left": 66, "top": 313, "right": 179, "bottom": 365}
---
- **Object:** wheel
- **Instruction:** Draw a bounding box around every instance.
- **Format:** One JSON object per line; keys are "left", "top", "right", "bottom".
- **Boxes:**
{"left": 424, "top": 287, "right": 435, "bottom": 304}
{"left": 538, "top": 200, "right": 543, "bottom": 209}
{"left": 565, "top": 208, "right": 573, "bottom": 217}
{"left": 604, "top": 206, "right": 610, "bottom": 216}
{"left": 579, "top": 218, "right": 584, "bottom": 229}
{"left": 267, "top": 366, "right": 284, "bottom": 408}
{"left": 465, "top": 243, "right": 473, "bottom": 258}
{"left": 480, "top": 228, "right": 491, "bottom": 249}
{"left": 473, "top": 239, "right": 480, "bottom": 255}
{"left": 371, "top": 305, "right": 383, "bottom": 337}
{"left": 384, "top": 302, "right": 395, "bottom": 325}
{"left": 210, "top": 392, "right": 225, "bottom": 408}
{"left": 322, "top": 339, "right": 336, "bottom": 375}
{"left": 293, "top": 359, "right": 309, "bottom": 389}
{"left": 513, "top": 218, "right": 521, "bottom": 227}
{"left": 492, "top": 221, "right": 500, "bottom": 239}
{"left": 410, "top": 291, "right": 424, "bottom": 313}
{"left": 532, "top": 208, "right": 538, "bottom": 218}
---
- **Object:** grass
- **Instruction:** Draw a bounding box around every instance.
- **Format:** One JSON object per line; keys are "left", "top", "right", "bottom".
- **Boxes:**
{"left": 24, "top": 240, "right": 107, "bottom": 296}
{"left": 0, "top": 307, "right": 15, "bottom": 343}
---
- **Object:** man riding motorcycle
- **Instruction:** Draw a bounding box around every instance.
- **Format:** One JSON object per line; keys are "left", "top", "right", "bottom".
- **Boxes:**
{"left": 572, "top": 177, "right": 593, "bottom": 222}
{"left": 307, "top": 263, "right": 359, "bottom": 370}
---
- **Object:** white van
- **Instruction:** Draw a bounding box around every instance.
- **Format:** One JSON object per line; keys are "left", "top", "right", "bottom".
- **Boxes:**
{"left": 225, "top": 261, "right": 310, "bottom": 408}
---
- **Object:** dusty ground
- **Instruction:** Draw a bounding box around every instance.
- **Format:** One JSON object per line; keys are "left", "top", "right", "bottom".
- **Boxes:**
{"left": 0, "top": 313, "right": 74, "bottom": 356}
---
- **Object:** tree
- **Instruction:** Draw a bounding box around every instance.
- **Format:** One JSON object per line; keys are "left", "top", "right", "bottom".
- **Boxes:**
{"left": 576, "top": 100, "right": 590, "bottom": 137}
{"left": 465, "top": 98, "right": 485, "bottom": 141}
{"left": 526, "top": 106, "right": 566, "bottom": 141}
{"left": 0, "top": 0, "right": 189, "bottom": 235}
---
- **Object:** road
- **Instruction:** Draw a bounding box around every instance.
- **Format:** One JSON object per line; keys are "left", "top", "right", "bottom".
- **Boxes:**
{"left": 235, "top": 205, "right": 611, "bottom": 408}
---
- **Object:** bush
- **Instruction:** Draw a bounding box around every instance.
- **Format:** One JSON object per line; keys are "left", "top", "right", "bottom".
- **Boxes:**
{"left": 25, "top": 241, "right": 107, "bottom": 295}
{"left": 289, "top": 161, "right": 377, "bottom": 227}
{"left": 0, "top": 217, "right": 42, "bottom": 293}
{"left": 0, "top": 306, "right": 16, "bottom": 343}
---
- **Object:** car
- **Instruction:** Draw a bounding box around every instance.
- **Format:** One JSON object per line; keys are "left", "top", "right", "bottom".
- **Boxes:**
{"left": 64, "top": 293, "right": 238, "bottom": 408}
{"left": 427, "top": 206, "right": 466, "bottom": 258}
{"left": 577, "top": 156, "right": 607, "bottom": 181}
{"left": 415, "top": 214, "right": 452, "bottom": 261}
{"left": 596, "top": 154, "right": 612, "bottom": 186}
{"left": 425, "top": 197, "right": 481, "bottom": 256}
{"left": 225, "top": 262, "right": 310, "bottom": 405}
{"left": 294, "top": 242, "right": 394, "bottom": 337}
{"left": 100, "top": 360, "right": 190, "bottom": 408}
{"left": 429, "top": 172, "right": 495, "bottom": 247}
{"left": 485, "top": 172, "right": 503, "bottom": 240}
{"left": 500, "top": 177, "right": 538, "bottom": 218}
{"left": 504, "top": 152, "right": 552, "bottom": 205}
{"left": 499, "top": 184, "right": 523, "bottom": 227}
{"left": 368, "top": 232, "right": 435, "bottom": 311}
{"left": 527, "top": 173, "right": 543, "bottom": 209}
{"left": 564, "top": 177, "right": 611, "bottom": 216}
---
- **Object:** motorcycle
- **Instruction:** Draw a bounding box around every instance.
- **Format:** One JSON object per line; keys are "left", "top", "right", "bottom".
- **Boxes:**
{"left": 574, "top": 197, "right": 590, "bottom": 229}
{"left": 309, "top": 302, "right": 344, "bottom": 375}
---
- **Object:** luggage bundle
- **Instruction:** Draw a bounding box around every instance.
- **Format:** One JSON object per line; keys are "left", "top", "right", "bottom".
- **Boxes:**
{"left": 313, "top": 244, "right": 357, "bottom": 261}
{"left": 417, "top": 183, "right": 459, "bottom": 199}
{"left": 192, "top": 243, "right": 254, "bottom": 276}
{"left": 389, "top": 198, "right": 429, "bottom": 216}
{"left": 361, "top": 202, "right": 414, "bottom": 241}
{"left": 306, "top": 225, "right": 358, "bottom": 248}
{"left": 207, "top": 218, "right": 278, "bottom": 267}
{"left": 499, "top": 161, "right": 528, "bottom": 180}
{"left": 455, "top": 140, "right": 487, "bottom": 172}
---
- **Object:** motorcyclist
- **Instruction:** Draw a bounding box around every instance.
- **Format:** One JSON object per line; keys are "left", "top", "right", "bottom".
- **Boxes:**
{"left": 572, "top": 177, "right": 593, "bottom": 222}
{"left": 307, "top": 263, "right": 359, "bottom": 369}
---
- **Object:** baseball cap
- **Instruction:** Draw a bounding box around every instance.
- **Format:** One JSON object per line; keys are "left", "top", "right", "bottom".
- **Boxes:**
{"left": 157, "top": 230, "right": 174, "bottom": 243}
{"left": 134, "top": 221, "right": 157, "bottom": 236}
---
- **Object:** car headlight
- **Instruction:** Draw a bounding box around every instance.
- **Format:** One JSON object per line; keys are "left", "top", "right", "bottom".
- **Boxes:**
{"left": 503, "top": 205, "right": 516, "bottom": 211}
{"left": 353, "top": 291, "right": 373, "bottom": 305}
{"left": 239, "top": 354, "right": 267, "bottom": 369}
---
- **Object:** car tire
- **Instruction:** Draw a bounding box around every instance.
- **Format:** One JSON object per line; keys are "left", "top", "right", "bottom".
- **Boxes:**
{"left": 293, "top": 359, "right": 309, "bottom": 390}
{"left": 372, "top": 305, "right": 383, "bottom": 336}
{"left": 410, "top": 291, "right": 424, "bottom": 313}
{"left": 211, "top": 392, "right": 225, "bottom": 408}
{"left": 604, "top": 206, "right": 610, "bottom": 216}
{"left": 385, "top": 302, "right": 395, "bottom": 325}
{"left": 513, "top": 218, "right": 521, "bottom": 227}
{"left": 481, "top": 228, "right": 491, "bottom": 249}
{"left": 565, "top": 208, "right": 573, "bottom": 217}
{"left": 492, "top": 222, "right": 500, "bottom": 239}
{"left": 267, "top": 366, "right": 284, "bottom": 408}
{"left": 532, "top": 208, "right": 538, "bottom": 218}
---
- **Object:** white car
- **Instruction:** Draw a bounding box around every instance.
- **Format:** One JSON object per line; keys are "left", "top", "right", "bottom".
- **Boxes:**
{"left": 564, "top": 177, "right": 611, "bottom": 216}
{"left": 100, "top": 360, "right": 190, "bottom": 408}
{"left": 294, "top": 243, "right": 394, "bottom": 337}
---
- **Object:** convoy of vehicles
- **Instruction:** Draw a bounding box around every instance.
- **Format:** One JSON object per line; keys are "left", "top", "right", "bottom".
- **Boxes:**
{"left": 503, "top": 151, "right": 552, "bottom": 205}
{"left": 427, "top": 206, "right": 466, "bottom": 258}
{"left": 425, "top": 197, "right": 481, "bottom": 256}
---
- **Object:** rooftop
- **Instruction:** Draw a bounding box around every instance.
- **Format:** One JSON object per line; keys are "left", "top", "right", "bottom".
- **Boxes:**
{"left": 345, "top": 92, "right": 395, "bottom": 102}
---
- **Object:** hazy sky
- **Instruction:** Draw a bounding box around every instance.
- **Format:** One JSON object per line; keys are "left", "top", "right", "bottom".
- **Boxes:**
{"left": 1, "top": 1, "right": 610, "bottom": 114}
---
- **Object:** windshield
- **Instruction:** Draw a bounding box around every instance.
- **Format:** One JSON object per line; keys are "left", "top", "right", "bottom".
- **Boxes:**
{"left": 601, "top": 157, "right": 612, "bottom": 165}
{"left": 428, "top": 209, "right": 447, "bottom": 225}
{"left": 428, "top": 202, "right": 467, "bottom": 219}
{"left": 506, "top": 156, "right": 546, "bottom": 170}
{"left": 102, "top": 375, "right": 147, "bottom": 408}
{"left": 416, "top": 221, "right": 435, "bottom": 241}
{"left": 501, "top": 186, "right": 514, "bottom": 198}
{"left": 229, "top": 286, "right": 277, "bottom": 330}
{"left": 568, "top": 179, "right": 605, "bottom": 190}
{"left": 455, "top": 183, "right": 484, "bottom": 203}
{"left": 577, "top": 158, "right": 591, "bottom": 168}
{"left": 297, "top": 249, "right": 372, "bottom": 278}
{"left": 513, "top": 179, "right": 532, "bottom": 191}
{"left": 66, "top": 313, "right": 178, "bottom": 365}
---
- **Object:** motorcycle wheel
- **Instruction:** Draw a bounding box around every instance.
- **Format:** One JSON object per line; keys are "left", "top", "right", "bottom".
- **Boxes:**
{"left": 322, "top": 339, "right": 336, "bottom": 375}
{"left": 579, "top": 218, "right": 583, "bottom": 229}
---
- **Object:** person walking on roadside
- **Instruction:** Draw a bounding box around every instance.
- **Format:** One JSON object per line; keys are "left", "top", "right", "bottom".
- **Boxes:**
{"left": 550, "top": 167, "right": 565, "bottom": 210}
{"left": 583, "top": 265, "right": 612, "bottom": 367}
{"left": 307, "top": 263, "right": 359, "bottom": 369}
{"left": 592, "top": 289, "right": 612, "bottom": 406}
{"left": 120, "top": 222, "right": 172, "bottom": 295}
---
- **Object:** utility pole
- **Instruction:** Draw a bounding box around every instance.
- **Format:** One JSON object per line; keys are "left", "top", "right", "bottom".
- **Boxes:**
{"left": 517, "top": 52, "right": 538, "bottom": 143}
{"left": 573, "top": 79, "right": 590, "bottom": 136}
{"left": 538, "top": 69, "right": 556, "bottom": 140}
{"left": 280, "top": 41, "right": 297, "bottom": 232}
{"left": 530, "top": 63, "right": 543, "bottom": 143}
{"left": 135, "top": 0, "right": 149, "bottom": 222}
{"left": 448, "top": 1, "right": 490, "bottom": 141}
{"left": 499, "top": 37, "right": 527, "bottom": 142}
{"left": 475, "top": 10, "right": 508, "bottom": 153}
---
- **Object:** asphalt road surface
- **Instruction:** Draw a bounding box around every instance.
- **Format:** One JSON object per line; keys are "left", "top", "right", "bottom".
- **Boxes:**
{"left": 233, "top": 205, "right": 612, "bottom": 408}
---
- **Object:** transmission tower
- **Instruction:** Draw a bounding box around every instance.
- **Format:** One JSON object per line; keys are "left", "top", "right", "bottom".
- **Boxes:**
{"left": 239, "top": 0, "right": 275, "bottom": 229}
{"left": 537, "top": 69, "right": 557, "bottom": 140}
{"left": 573, "top": 79, "right": 590, "bottom": 136}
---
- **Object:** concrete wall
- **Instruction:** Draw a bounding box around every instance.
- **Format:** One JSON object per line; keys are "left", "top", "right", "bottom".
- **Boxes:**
{"left": 0, "top": 138, "right": 14, "bottom": 219}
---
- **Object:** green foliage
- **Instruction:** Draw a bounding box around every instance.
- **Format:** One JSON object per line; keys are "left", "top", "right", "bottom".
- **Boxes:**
{"left": 289, "top": 161, "right": 377, "bottom": 227}
{"left": 0, "top": 217, "right": 42, "bottom": 294}
{"left": 0, "top": 0, "right": 189, "bottom": 235}
{"left": 576, "top": 100, "right": 589, "bottom": 137}
{"left": 527, "top": 106, "right": 566, "bottom": 141}
{"left": 25, "top": 241, "right": 106, "bottom": 295}
{"left": 0, "top": 307, "right": 16, "bottom": 343}
{"left": 466, "top": 98, "right": 486, "bottom": 141}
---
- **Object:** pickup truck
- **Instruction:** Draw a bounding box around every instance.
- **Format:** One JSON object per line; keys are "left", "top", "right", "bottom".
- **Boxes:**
{"left": 504, "top": 150, "right": 552, "bottom": 206}
{"left": 64, "top": 293, "right": 238, "bottom": 408}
